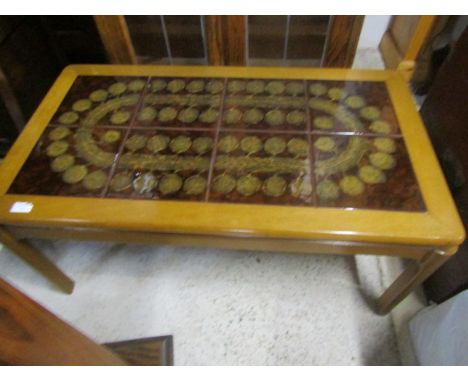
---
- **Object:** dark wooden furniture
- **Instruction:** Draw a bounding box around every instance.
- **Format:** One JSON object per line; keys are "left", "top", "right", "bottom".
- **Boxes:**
{"left": 0, "top": 277, "right": 126, "bottom": 365}
{"left": 420, "top": 26, "right": 468, "bottom": 303}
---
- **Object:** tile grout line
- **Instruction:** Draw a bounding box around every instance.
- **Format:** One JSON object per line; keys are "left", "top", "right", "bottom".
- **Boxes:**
{"left": 204, "top": 78, "right": 228, "bottom": 202}
{"left": 303, "top": 80, "right": 318, "bottom": 206}
{"left": 100, "top": 77, "right": 152, "bottom": 197}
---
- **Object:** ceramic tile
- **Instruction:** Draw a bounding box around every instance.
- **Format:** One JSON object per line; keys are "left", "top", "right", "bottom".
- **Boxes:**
{"left": 133, "top": 77, "right": 224, "bottom": 129}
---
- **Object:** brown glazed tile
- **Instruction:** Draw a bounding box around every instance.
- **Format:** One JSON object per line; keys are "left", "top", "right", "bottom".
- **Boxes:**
{"left": 312, "top": 134, "right": 425, "bottom": 211}
{"left": 132, "top": 77, "right": 224, "bottom": 130}
{"left": 221, "top": 78, "right": 308, "bottom": 133}
{"left": 50, "top": 76, "right": 148, "bottom": 128}
{"left": 8, "top": 75, "right": 424, "bottom": 212}
{"left": 106, "top": 128, "right": 215, "bottom": 201}
{"left": 307, "top": 80, "right": 401, "bottom": 136}
{"left": 9, "top": 125, "right": 124, "bottom": 197}
{"left": 208, "top": 131, "right": 313, "bottom": 206}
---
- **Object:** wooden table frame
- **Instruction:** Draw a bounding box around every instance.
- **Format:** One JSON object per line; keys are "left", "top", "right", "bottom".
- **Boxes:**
{"left": 0, "top": 65, "right": 464, "bottom": 315}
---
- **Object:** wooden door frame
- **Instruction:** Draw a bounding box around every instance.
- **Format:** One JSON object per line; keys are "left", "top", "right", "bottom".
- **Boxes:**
{"left": 379, "top": 16, "right": 438, "bottom": 80}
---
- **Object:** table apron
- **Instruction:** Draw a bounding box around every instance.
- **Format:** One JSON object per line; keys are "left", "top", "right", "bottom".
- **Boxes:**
{"left": 5, "top": 224, "right": 446, "bottom": 261}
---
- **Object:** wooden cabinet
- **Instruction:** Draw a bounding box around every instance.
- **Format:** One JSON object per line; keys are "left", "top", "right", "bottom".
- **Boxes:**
{"left": 95, "top": 16, "right": 364, "bottom": 68}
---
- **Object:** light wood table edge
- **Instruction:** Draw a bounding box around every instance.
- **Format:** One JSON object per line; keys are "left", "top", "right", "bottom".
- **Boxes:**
{"left": 1, "top": 224, "right": 459, "bottom": 315}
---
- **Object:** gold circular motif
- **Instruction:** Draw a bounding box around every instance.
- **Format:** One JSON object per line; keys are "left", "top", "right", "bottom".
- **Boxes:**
{"left": 108, "top": 82, "right": 127, "bottom": 96}
{"left": 138, "top": 106, "right": 157, "bottom": 122}
{"left": 373, "top": 137, "right": 396, "bottom": 153}
{"left": 369, "top": 120, "right": 391, "bottom": 134}
{"left": 83, "top": 170, "right": 107, "bottom": 190}
{"left": 72, "top": 99, "right": 92, "bottom": 112}
{"left": 314, "top": 137, "right": 336, "bottom": 152}
{"left": 328, "top": 87, "right": 348, "bottom": 101}
{"left": 265, "top": 81, "right": 285, "bottom": 95}
{"left": 192, "top": 136, "right": 213, "bottom": 155}
{"left": 133, "top": 173, "right": 157, "bottom": 194}
{"left": 290, "top": 177, "right": 312, "bottom": 198}
{"left": 51, "top": 154, "right": 75, "bottom": 173}
{"left": 236, "top": 175, "right": 261, "bottom": 196}
{"left": 309, "top": 83, "right": 327, "bottom": 96}
{"left": 62, "top": 165, "right": 88, "bottom": 184}
{"left": 169, "top": 135, "right": 192, "bottom": 154}
{"left": 159, "top": 174, "right": 183, "bottom": 195}
{"left": 101, "top": 130, "right": 121, "bottom": 144}
{"left": 340, "top": 176, "right": 365, "bottom": 196}
{"left": 360, "top": 106, "right": 381, "bottom": 121}
{"left": 213, "top": 174, "right": 236, "bottom": 194}
{"left": 48, "top": 126, "right": 71, "bottom": 141}
{"left": 358, "top": 165, "right": 385, "bottom": 184}
{"left": 285, "top": 82, "right": 304, "bottom": 96}
{"left": 158, "top": 107, "right": 178, "bottom": 122}
{"left": 89, "top": 89, "right": 108, "bottom": 102}
{"left": 167, "top": 79, "right": 185, "bottom": 93}
{"left": 46, "top": 140, "right": 69, "bottom": 157}
{"left": 206, "top": 80, "right": 224, "bottom": 94}
{"left": 246, "top": 80, "right": 265, "bottom": 94}
{"left": 223, "top": 108, "right": 242, "bottom": 124}
{"left": 186, "top": 80, "right": 205, "bottom": 93}
{"left": 125, "top": 135, "right": 148, "bottom": 152}
{"left": 110, "top": 172, "right": 132, "bottom": 192}
{"left": 286, "top": 110, "right": 305, "bottom": 126}
{"left": 128, "top": 79, "right": 146, "bottom": 92}
{"left": 178, "top": 108, "right": 199, "bottom": 124}
{"left": 345, "top": 95, "right": 365, "bottom": 109}
{"left": 227, "top": 80, "right": 246, "bottom": 93}
{"left": 263, "top": 175, "right": 286, "bottom": 197}
{"left": 218, "top": 135, "right": 239, "bottom": 153}
{"left": 264, "top": 137, "right": 286, "bottom": 156}
{"left": 58, "top": 111, "right": 79, "bottom": 125}
{"left": 265, "top": 110, "right": 285, "bottom": 126}
{"left": 110, "top": 111, "right": 131, "bottom": 125}
{"left": 316, "top": 179, "right": 339, "bottom": 200}
{"left": 369, "top": 152, "right": 396, "bottom": 170}
{"left": 240, "top": 136, "right": 263, "bottom": 154}
{"left": 243, "top": 108, "right": 264, "bottom": 125}
{"left": 151, "top": 79, "right": 167, "bottom": 92}
{"left": 147, "top": 134, "right": 170, "bottom": 153}
{"left": 183, "top": 175, "right": 207, "bottom": 195}
{"left": 287, "top": 138, "right": 309, "bottom": 157}
{"left": 313, "top": 116, "right": 333, "bottom": 130}
{"left": 199, "top": 109, "right": 219, "bottom": 123}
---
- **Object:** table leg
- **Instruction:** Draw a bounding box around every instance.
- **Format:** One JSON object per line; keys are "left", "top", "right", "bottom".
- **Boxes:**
{"left": 376, "top": 250, "right": 450, "bottom": 315}
{"left": 0, "top": 227, "right": 74, "bottom": 294}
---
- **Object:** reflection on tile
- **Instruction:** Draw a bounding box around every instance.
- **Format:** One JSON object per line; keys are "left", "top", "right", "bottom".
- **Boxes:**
{"left": 312, "top": 135, "right": 425, "bottom": 211}
{"left": 108, "top": 128, "right": 215, "bottom": 201}
{"left": 8, "top": 75, "right": 425, "bottom": 212}
{"left": 307, "top": 81, "right": 401, "bottom": 135}
{"left": 209, "top": 132, "right": 313, "bottom": 205}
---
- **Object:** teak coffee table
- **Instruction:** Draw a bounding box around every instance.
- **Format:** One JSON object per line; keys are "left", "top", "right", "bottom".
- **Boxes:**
{"left": 0, "top": 65, "right": 464, "bottom": 314}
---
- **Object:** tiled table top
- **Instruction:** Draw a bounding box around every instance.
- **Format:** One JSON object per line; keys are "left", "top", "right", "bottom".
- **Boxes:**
{"left": 9, "top": 75, "right": 424, "bottom": 211}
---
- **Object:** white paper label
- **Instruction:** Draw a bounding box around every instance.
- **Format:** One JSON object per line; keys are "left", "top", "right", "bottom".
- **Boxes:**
{"left": 9, "top": 202, "right": 34, "bottom": 214}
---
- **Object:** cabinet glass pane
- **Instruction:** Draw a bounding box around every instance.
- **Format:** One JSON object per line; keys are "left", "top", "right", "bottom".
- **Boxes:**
{"left": 125, "top": 16, "right": 167, "bottom": 63}
{"left": 164, "top": 16, "right": 205, "bottom": 61}
{"left": 248, "top": 16, "right": 287, "bottom": 60}
{"left": 287, "top": 16, "right": 330, "bottom": 62}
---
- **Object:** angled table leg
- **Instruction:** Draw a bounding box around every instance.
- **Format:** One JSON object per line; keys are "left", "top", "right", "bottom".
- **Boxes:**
{"left": 0, "top": 227, "right": 74, "bottom": 294}
{"left": 376, "top": 250, "right": 451, "bottom": 315}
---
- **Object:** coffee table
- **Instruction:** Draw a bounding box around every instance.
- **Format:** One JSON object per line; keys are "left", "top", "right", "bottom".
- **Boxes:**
{"left": 0, "top": 65, "right": 464, "bottom": 314}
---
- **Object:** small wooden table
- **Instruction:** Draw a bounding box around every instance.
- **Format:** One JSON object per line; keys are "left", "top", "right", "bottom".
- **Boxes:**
{"left": 0, "top": 65, "right": 464, "bottom": 314}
